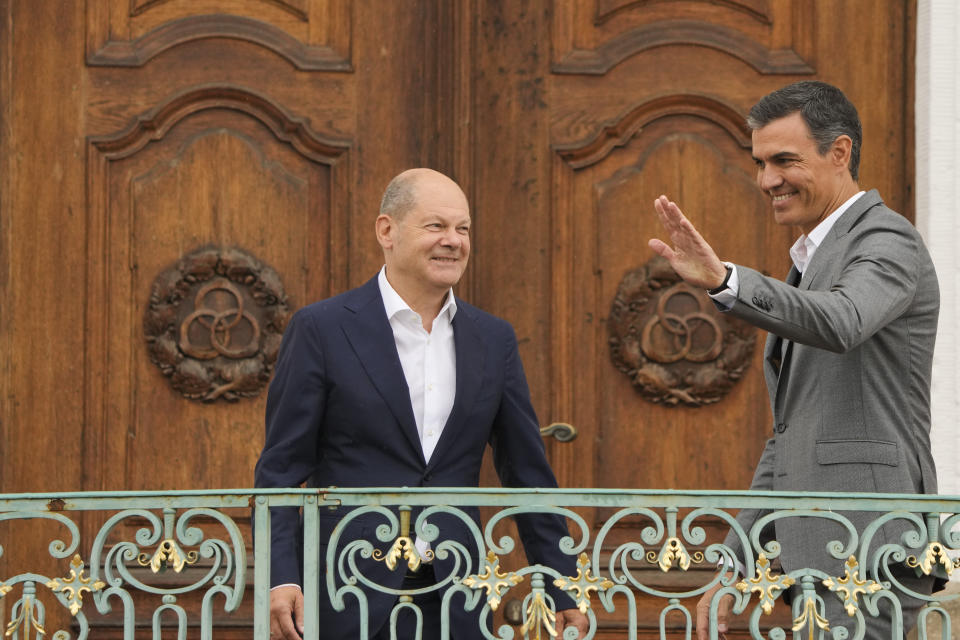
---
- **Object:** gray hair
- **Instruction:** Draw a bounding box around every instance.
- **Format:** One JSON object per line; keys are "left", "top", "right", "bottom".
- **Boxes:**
{"left": 379, "top": 172, "right": 419, "bottom": 219}
{"left": 747, "top": 81, "right": 862, "bottom": 181}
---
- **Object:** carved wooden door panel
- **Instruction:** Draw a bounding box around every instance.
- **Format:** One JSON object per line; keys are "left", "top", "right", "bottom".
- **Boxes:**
{"left": 472, "top": 0, "right": 915, "bottom": 489}
{"left": 0, "top": 1, "right": 458, "bottom": 637}
{"left": 465, "top": 1, "right": 916, "bottom": 636}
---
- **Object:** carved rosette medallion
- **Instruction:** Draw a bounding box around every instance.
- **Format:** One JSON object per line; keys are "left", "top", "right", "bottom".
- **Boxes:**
{"left": 144, "top": 246, "right": 290, "bottom": 402}
{"left": 608, "top": 256, "right": 756, "bottom": 406}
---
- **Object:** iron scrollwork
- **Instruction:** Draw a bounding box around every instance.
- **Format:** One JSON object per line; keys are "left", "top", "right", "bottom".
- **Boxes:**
{"left": 2, "top": 490, "right": 959, "bottom": 638}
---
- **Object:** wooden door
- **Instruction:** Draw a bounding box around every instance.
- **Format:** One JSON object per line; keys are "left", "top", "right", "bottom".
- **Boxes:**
{"left": 464, "top": 1, "right": 915, "bottom": 636}
{"left": 0, "top": 0, "right": 915, "bottom": 637}
{"left": 0, "top": 1, "right": 458, "bottom": 636}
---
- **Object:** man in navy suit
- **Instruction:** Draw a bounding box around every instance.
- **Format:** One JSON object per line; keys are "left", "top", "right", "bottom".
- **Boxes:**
{"left": 255, "top": 168, "right": 588, "bottom": 640}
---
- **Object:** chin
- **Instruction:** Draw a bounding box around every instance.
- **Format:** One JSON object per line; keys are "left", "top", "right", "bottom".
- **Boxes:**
{"left": 773, "top": 210, "right": 798, "bottom": 227}
{"left": 428, "top": 274, "right": 463, "bottom": 289}
{"left": 429, "top": 265, "right": 465, "bottom": 281}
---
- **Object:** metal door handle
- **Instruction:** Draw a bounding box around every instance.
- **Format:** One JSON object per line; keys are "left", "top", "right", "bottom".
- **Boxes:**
{"left": 539, "top": 422, "right": 577, "bottom": 442}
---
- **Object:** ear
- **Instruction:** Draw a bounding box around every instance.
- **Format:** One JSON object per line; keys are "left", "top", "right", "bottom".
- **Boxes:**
{"left": 830, "top": 135, "right": 853, "bottom": 172}
{"left": 375, "top": 214, "right": 394, "bottom": 250}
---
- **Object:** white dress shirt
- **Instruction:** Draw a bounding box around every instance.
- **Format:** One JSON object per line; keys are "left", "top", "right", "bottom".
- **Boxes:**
{"left": 378, "top": 266, "right": 458, "bottom": 560}
{"left": 787, "top": 191, "right": 865, "bottom": 275}
{"left": 710, "top": 191, "right": 865, "bottom": 305}
{"left": 377, "top": 266, "right": 458, "bottom": 464}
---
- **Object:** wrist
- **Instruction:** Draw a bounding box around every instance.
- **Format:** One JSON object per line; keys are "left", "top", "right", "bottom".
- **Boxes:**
{"left": 707, "top": 264, "right": 733, "bottom": 294}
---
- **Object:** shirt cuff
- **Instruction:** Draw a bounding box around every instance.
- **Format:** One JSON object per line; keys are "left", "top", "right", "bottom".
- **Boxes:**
{"left": 271, "top": 583, "right": 302, "bottom": 592}
{"left": 708, "top": 262, "right": 738, "bottom": 309}
{"left": 718, "top": 555, "right": 745, "bottom": 577}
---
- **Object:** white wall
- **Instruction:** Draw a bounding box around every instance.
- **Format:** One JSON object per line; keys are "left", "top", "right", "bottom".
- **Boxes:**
{"left": 916, "top": 0, "right": 960, "bottom": 497}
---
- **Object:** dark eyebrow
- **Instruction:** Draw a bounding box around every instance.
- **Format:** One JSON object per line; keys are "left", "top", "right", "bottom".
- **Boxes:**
{"left": 752, "top": 151, "right": 798, "bottom": 164}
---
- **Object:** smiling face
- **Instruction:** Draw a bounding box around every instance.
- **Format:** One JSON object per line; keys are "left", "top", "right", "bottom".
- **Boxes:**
{"left": 377, "top": 170, "right": 471, "bottom": 307}
{"left": 751, "top": 112, "right": 857, "bottom": 235}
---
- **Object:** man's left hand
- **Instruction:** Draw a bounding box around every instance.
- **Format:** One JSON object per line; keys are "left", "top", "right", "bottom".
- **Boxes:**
{"left": 556, "top": 608, "right": 590, "bottom": 638}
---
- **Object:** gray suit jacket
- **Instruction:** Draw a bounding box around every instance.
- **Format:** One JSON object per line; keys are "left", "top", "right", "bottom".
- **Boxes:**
{"left": 723, "top": 189, "right": 939, "bottom": 576}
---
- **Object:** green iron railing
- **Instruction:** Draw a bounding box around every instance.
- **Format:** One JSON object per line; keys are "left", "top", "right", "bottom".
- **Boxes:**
{"left": 0, "top": 488, "right": 958, "bottom": 639}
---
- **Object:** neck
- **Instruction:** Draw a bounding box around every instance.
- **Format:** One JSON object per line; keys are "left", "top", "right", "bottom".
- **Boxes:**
{"left": 800, "top": 180, "right": 860, "bottom": 236}
{"left": 387, "top": 274, "right": 447, "bottom": 332}
{"left": 409, "top": 296, "right": 444, "bottom": 332}
{"left": 837, "top": 179, "right": 860, "bottom": 205}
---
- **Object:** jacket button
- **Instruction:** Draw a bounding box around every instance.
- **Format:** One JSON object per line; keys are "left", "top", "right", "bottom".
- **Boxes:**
{"left": 423, "top": 472, "right": 433, "bottom": 483}
{"left": 775, "top": 422, "right": 787, "bottom": 433}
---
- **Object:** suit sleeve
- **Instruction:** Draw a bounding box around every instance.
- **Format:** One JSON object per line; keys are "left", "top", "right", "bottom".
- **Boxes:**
{"left": 488, "top": 326, "right": 578, "bottom": 609}
{"left": 730, "top": 219, "right": 927, "bottom": 353}
{"left": 254, "top": 309, "right": 327, "bottom": 587}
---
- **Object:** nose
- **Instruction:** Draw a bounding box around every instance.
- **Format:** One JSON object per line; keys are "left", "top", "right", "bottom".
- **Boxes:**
{"left": 440, "top": 227, "right": 463, "bottom": 249}
{"left": 757, "top": 165, "right": 783, "bottom": 192}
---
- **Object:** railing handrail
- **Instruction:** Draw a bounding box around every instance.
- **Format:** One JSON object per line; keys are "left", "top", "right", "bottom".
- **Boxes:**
{"left": 3, "top": 487, "right": 960, "bottom": 512}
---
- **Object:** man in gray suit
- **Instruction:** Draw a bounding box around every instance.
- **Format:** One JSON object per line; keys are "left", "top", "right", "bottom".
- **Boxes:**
{"left": 649, "top": 81, "right": 940, "bottom": 639}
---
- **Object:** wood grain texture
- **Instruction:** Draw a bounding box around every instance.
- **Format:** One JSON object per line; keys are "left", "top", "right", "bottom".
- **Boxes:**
{"left": 87, "top": 1, "right": 350, "bottom": 70}
{"left": 85, "top": 91, "right": 349, "bottom": 493}
{"left": 0, "top": 1, "right": 88, "bottom": 634}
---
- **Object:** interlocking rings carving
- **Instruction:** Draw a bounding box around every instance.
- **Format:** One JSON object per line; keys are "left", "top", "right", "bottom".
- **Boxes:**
{"left": 640, "top": 285, "right": 724, "bottom": 364}
{"left": 179, "top": 280, "right": 261, "bottom": 360}
{"left": 144, "top": 246, "right": 290, "bottom": 402}
{"left": 608, "top": 256, "right": 756, "bottom": 406}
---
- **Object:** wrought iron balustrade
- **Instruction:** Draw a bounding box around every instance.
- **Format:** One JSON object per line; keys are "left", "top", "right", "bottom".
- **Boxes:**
{"left": 0, "top": 488, "right": 957, "bottom": 639}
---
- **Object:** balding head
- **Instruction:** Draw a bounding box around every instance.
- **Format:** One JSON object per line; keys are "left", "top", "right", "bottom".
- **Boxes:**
{"left": 379, "top": 168, "right": 465, "bottom": 220}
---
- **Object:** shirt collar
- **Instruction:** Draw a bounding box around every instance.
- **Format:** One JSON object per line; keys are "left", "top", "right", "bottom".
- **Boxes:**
{"left": 377, "top": 266, "right": 458, "bottom": 322}
{"left": 789, "top": 190, "right": 865, "bottom": 273}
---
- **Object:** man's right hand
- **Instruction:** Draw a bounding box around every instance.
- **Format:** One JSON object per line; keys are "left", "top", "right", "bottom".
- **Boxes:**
{"left": 649, "top": 195, "right": 728, "bottom": 290}
{"left": 695, "top": 582, "right": 733, "bottom": 640}
{"left": 270, "top": 585, "right": 304, "bottom": 640}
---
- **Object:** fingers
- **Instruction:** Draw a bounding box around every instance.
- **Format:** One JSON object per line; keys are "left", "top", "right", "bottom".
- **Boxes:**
{"left": 652, "top": 195, "right": 695, "bottom": 252}
{"left": 695, "top": 584, "right": 730, "bottom": 640}
{"left": 653, "top": 195, "right": 687, "bottom": 232}
{"left": 556, "top": 608, "right": 589, "bottom": 638}
{"left": 695, "top": 591, "right": 710, "bottom": 640}
{"left": 651, "top": 195, "right": 683, "bottom": 262}
{"left": 269, "top": 586, "right": 304, "bottom": 640}
{"left": 717, "top": 593, "right": 732, "bottom": 636}
{"left": 293, "top": 589, "right": 305, "bottom": 636}
{"left": 651, "top": 194, "right": 727, "bottom": 289}
{"left": 647, "top": 238, "right": 675, "bottom": 261}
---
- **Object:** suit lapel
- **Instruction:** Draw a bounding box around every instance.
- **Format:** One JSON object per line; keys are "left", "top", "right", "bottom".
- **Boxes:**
{"left": 801, "top": 190, "right": 880, "bottom": 290}
{"left": 340, "top": 278, "right": 425, "bottom": 463}
{"left": 767, "top": 192, "right": 882, "bottom": 421}
{"left": 425, "top": 302, "right": 484, "bottom": 468}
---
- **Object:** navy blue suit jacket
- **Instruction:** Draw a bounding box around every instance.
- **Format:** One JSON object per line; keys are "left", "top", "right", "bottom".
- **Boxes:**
{"left": 254, "top": 275, "right": 576, "bottom": 636}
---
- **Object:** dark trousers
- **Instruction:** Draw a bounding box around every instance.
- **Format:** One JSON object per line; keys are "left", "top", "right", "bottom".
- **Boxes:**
{"left": 373, "top": 565, "right": 442, "bottom": 640}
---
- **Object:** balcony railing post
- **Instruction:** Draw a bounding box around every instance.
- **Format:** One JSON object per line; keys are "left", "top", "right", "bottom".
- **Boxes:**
{"left": 302, "top": 494, "right": 320, "bottom": 640}
{"left": 253, "top": 495, "right": 271, "bottom": 639}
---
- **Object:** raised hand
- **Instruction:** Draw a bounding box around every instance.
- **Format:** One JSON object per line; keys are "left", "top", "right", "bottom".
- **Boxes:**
{"left": 648, "top": 195, "right": 727, "bottom": 290}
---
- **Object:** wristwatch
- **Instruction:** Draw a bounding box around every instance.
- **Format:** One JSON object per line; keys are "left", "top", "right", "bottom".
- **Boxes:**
{"left": 707, "top": 263, "right": 733, "bottom": 295}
